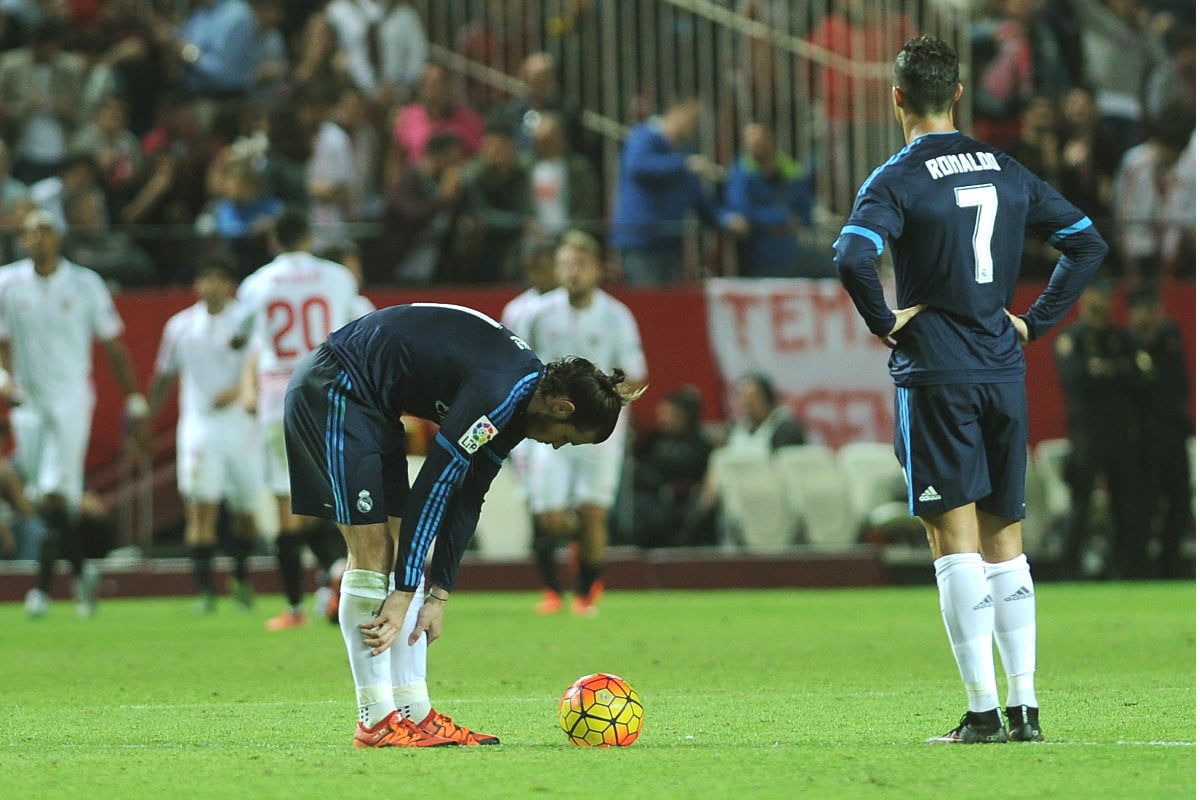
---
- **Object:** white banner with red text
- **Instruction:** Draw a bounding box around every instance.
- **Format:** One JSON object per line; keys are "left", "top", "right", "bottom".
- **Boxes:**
{"left": 704, "top": 278, "right": 895, "bottom": 449}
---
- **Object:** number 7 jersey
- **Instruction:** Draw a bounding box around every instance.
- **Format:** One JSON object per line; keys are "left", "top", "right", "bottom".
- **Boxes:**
{"left": 834, "top": 130, "right": 1105, "bottom": 387}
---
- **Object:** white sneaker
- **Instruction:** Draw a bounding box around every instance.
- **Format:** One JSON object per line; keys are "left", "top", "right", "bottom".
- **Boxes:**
{"left": 24, "top": 587, "right": 48, "bottom": 617}
{"left": 74, "top": 562, "right": 100, "bottom": 618}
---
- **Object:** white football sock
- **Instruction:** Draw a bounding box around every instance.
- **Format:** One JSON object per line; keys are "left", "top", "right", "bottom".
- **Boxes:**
{"left": 934, "top": 553, "right": 1000, "bottom": 713}
{"left": 389, "top": 574, "right": 432, "bottom": 722}
{"left": 339, "top": 569, "right": 395, "bottom": 728}
{"left": 985, "top": 553, "right": 1038, "bottom": 708}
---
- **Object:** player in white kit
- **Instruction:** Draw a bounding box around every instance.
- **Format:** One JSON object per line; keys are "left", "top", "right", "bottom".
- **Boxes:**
{"left": 0, "top": 210, "right": 148, "bottom": 618}
{"left": 236, "top": 208, "right": 360, "bottom": 630}
{"left": 522, "top": 230, "right": 648, "bottom": 615}
{"left": 148, "top": 254, "right": 262, "bottom": 612}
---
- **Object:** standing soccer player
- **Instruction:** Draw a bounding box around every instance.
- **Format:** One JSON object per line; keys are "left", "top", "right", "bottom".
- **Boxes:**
{"left": 283, "top": 302, "right": 641, "bottom": 746}
{"left": 0, "top": 210, "right": 148, "bottom": 618}
{"left": 523, "top": 231, "right": 648, "bottom": 616}
{"left": 833, "top": 36, "right": 1107, "bottom": 744}
{"left": 147, "top": 254, "right": 261, "bottom": 612}
{"left": 236, "top": 208, "right": 360, "bottom": 630}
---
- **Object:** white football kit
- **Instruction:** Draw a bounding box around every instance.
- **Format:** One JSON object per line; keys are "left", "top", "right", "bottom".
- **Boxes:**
{"left": 523, "top": 288, "right": 647, "bottom": 511}
{"left": 0, "top": 259, "right": 123, "bottom": 506}
{"left": 237, "top": 251, "right": 360, "bottom": 494}
{"left": 155, "top": 299, "right": 261, "bottom": 511}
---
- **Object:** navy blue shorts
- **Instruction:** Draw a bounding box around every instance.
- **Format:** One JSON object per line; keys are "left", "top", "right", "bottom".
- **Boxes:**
{"left": 894, "top": 381, "right": 1027, "bottom": 520}
{"left": 284, "top": 344, "right": 410, "bottom": 525}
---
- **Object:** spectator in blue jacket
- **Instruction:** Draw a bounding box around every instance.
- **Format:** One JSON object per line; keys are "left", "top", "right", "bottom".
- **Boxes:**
{"left": 724, "top": 122, "right": 816, "bottom": 277}
{"left": 610, "top": 97, "right": 747, "bottom": 285}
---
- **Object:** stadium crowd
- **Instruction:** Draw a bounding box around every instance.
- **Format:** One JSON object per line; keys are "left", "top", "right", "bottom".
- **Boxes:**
{"left": 0, "top": 0, "right": 1191, "bottom": 593}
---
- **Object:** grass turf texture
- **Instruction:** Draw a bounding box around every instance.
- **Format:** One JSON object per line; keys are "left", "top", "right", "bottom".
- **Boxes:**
{"left": 1, "top": 583, "right": 1193, "bottom": 799}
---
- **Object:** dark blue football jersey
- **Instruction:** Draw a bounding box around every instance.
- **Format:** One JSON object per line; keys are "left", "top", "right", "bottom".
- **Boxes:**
{"left": 326, "top": 302, "right": 544, "bottom": 591}
{"left": 834, "top": 130, "right": 1107, "bottom": 386}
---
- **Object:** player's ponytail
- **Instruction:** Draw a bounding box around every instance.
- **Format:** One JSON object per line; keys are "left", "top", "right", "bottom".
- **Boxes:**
{"left": 542, "top": 357, "right": 645, "bottom": 442}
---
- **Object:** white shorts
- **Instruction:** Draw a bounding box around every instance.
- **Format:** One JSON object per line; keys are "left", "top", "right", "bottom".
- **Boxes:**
{"left": 524, "top": 417, "right": 628, "bottom": 513}
{"left": 177, "top": 411, "right": 262, "bottom": 512}
{"left": 260, "top": 416, "right": 291, "bottom": 496}
{"left": 10, "top": 396, "right": 95, "bottom": 508}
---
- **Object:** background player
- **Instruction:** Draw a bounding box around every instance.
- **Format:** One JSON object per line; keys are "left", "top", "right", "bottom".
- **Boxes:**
{"left": 522, "top": 231, "right": 647, "bottom": 616}
{"left": 0, "top": 209, "right": 148, "bottom": 618}
{"left": 284, "top": 302, "right": 642, "bottom": 747}
{"left": 147, "top": 253, "right": 261, "bottom": 612}
{"left": 833, "top": 36, "right": 1107, "bottom": 744}
{"left": 236, "top": 208, "right": 360, "bottom": 630}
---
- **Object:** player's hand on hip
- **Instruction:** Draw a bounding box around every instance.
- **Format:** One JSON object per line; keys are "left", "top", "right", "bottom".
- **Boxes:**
{"left": 1005, "top": 310, "right": 1030, "bottom": 345}
{"left": 361, "top": 590, "right": 415, "bottom": 655}
{"left": 879, "top": 304, "right": 927, "bottom": 349}
{"left": 409, "top": 596, "right": 446, "bottom": 646}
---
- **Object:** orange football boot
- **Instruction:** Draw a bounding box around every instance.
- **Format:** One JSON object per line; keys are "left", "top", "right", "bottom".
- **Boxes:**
{"left": 416, "top": 709, "right": 501, "bottom": 746}
{"left": 264, "top": 610, "right": 308, "bottom": 631}
{"left": 354, "top": 711, "right": 457, "bottom": 748}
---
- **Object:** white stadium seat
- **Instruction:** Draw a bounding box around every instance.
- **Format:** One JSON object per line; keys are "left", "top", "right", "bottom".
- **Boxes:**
{"left": 711, "top": 448, "right": 797, "bottom": 550}
{"left": 773, "top": 445, "right": 856, "bottom": 548}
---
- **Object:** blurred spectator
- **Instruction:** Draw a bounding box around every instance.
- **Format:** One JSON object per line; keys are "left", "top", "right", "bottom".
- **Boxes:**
{"left": 321, "top": 0, "right": 427, "bottom": 107}
{"left": 209, "top": 154, "right": 281, "bottom": 238}
{"left": 808, "top": 0, "right": 917, "bottom": 213}
{"left": 300, "top": 81, "right": 356, "bottom": 249}
{"left": 336, "top": 84, "right": 383, "bottom": 221}
{"left": 1146, "top": 24, "right": 1195, "bottom": 123}
{"left": 456, "top": 0, "right": 534, "bottom": 110}
{"left": 0, "top": 139, "right": 29, "bottom": 261}
{"left": 723, "top": 121, "right": 815, "bottom": 278}
{"left": 631, "top": 386, "right": 714, "bottom": 549}
{"left": 1058, "top": 85, "right": 1122, "bottom": 227}
{"left": 497, "top": 51, "right": 595, "bottom": 162}
{"left": 0, "top": 18, "right": 86, "bottom": 184}
{"left": 377, "top": 130, "right": 465, "bottom": 284}
{"left": 68, "top": 95, "right": 145, "bottom": 212}
{"left": 1112, "top": 106, "right": 1195, "bottom": 279}
{"left": 248, "top": 0, "right": 289, "bottom": 102}
{"left": 95, "top": 0, "right": 167, "bottom": 137}
{"left": 1128, "top": 286, "right": 1193, "bottom": 579}
{"left": 696, "top": 373, "right": 808, "bottom": 545}
{"left": 528, "top": 111, "right": 599, "bottom": 238}
{"left": 390, "top": 63, "right": 483, "bottom": 164}
{"left": 1054, "top": 279, "right": 1146, "bottom": 578}
{"left": 458, "top": 119, "right": 531, "bottom": 283}
{"left": 970, "top": 0, "right": 1072, "bottom": 152}
{"left": 263, "top": 103, "right": 313, "bottom": 209}
{"left": 29, "top": 153, "right": 104, "bottom": 233}
{"left": 1067, "top": 0, "right": 1167, "bottom": 156}
{"left": 172, "top": 0, "right": 259, "bottom": 99}
{"left": 1006, "top": 95, "right": 1061, "bottom": 183}
{"left": 610, "top": 97, "right": 748, "bottom": 285}
{"left": 0, "top": 450, "right": 39, "bottom": 561}
{"left": 61, "top": 185, "right": 156, "bottom": 287}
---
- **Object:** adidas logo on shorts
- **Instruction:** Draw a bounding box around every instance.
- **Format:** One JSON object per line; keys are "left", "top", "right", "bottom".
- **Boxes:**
{"left": 918, "top": 485, "right": 942, "bottom": 502}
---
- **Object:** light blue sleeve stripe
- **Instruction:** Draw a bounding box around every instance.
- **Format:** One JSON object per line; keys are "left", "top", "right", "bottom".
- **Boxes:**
{"left": 1048, "top": 216, "right": 1093, "bottom": 245}
{"left": 489, "top": 371, "right": 540, "bottom": 427}
{"left": 839, "top": 225, "right": 885, "bottom": 256}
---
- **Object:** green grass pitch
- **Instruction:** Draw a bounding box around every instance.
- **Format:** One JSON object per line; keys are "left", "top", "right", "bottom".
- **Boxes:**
{"left": 1, "top": 582, "right": 1193, "bottom": 799}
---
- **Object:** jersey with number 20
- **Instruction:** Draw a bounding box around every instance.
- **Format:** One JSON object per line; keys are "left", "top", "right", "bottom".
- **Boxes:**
{"left": 834, "top": 130, "right": 1106, "bottom": 387}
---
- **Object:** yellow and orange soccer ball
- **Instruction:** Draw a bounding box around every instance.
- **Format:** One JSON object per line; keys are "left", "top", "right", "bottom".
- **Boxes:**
{"left": 557, "top": 673, "right": 644, "bottom": 747}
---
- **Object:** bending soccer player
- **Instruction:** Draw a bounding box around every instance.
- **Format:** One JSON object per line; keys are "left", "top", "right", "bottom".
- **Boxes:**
{"left": 283, "top": 302, "right": 642, "bottom": 747}
{"left": 834, "top": 36, "right": 1106, "bottom": 744}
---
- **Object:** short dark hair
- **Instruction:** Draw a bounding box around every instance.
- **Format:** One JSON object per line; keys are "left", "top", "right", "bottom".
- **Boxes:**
{"left": 273, "top": 207, "right": 310, "bottom": 250}
{"left": 540, "top": 357, "right": 639, "bottom": 442}
{"left": 195, "top": 252, "right": 236, "bottom": 281}
{"left": 893, "top": 35, "right": 959, "bottom": 117}
{"left": 739, "top": 372, "right": 777, "bottom": 407}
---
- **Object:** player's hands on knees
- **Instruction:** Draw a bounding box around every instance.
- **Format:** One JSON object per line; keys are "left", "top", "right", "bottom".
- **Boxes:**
{"left": 361, "top": 590, "right": 415, "bottom": 655}
{"left": 1005, "top": 310, "right": 1030, "bottom": 346}
{"left": 879, "top": 304, "right": 927, "bottom": 349}
{"left": 410, "top": 597, "right": 446, "bottom": 646}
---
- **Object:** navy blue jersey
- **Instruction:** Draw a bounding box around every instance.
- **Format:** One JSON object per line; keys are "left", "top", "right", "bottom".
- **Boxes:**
{"left": 326, "top": 303, "right": 544, "bottom": 591}
{"left": 834, "top": 130, "right": 1107, "bottom": 386}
